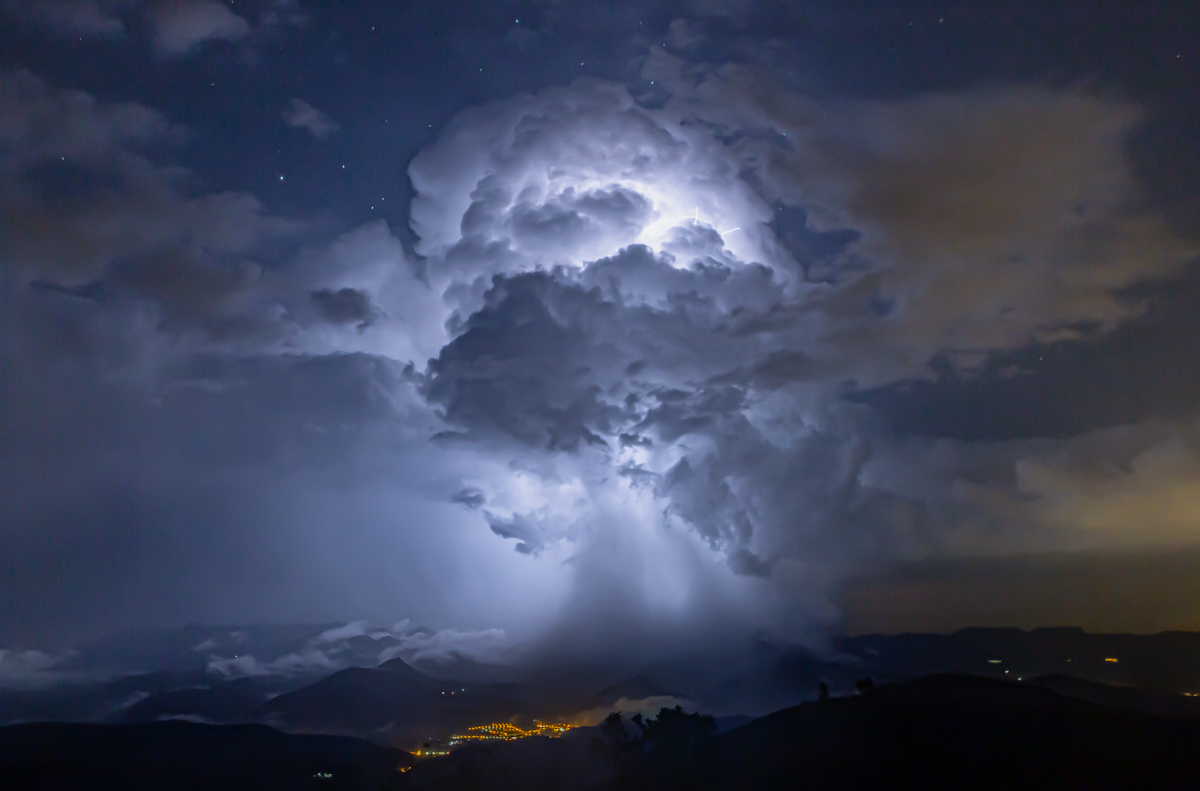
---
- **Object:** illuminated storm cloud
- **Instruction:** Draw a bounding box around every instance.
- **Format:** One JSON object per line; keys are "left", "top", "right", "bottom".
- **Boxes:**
{"left": 408, "top": 80, "right": 778, "bottom": 277}
{"left": 401, "top": 81, "right": 908, "bottom": 648}
{"left": 383, "top": 74, "right": 1196, "bottom": 652}
{"left": 3, "top": 51, "right": 1196, "bottom": 655}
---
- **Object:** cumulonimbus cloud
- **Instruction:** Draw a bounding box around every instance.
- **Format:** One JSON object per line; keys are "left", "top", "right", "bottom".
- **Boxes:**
{"left": 3, "top": 61, "right": 1197, "bottom": 657}
{"left": 399, "top": 72, "right": 1197, "bottom": 650}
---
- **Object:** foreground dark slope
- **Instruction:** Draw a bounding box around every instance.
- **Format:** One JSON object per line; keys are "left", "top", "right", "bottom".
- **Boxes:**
{"left": 0, "top": 720, "right": 411, "bottom": 791}
{"left": 405, "top": 675, "right": 1200, "bottom": 791}
{"left": 1026, "top": 673, "right": 1200, "bottom": 718}
{"left": 691, "top": 675, "right": 1200, "bottom": 791}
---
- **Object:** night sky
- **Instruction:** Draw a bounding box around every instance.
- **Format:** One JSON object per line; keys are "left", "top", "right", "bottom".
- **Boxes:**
{"left": 2, "top": 0, "right": 1198, "bottom": 664}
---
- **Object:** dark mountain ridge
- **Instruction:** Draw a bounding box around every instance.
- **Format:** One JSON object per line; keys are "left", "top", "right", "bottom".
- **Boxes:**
{"left": 696, "top": 674, "right": 1200, "bottom": 791}
{"left": 6, "top": 626, "right": 1200, "bottom": 749}
{"left": 0, "top": 719, "right": 411, "bottom": 791}
{"left": 403, "top": 674, "right": 1200, "bottom": 791}
{"left": 1025, "top": 673, "right": 1200, "bottom": 718}
{"left": 835, "top": 627, "right": 1200, "bottom": 692}
{"left": 117, "top": 676, "right": 273, "bottom": 723}
{"left": 249, "top": 658, "right": 524, "bottom": 745}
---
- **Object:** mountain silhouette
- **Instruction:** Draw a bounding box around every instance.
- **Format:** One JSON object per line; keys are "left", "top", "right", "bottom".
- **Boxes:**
{"left": 118, "top": 676, "right": 270, "bottom": 723}
{"left": 249, "top": 658, "right": 520, "bottom": 743}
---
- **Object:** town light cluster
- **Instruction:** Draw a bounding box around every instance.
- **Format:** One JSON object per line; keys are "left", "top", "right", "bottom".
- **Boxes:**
{"left": 449, "top": 721, "right": 574, "bottom": 745}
